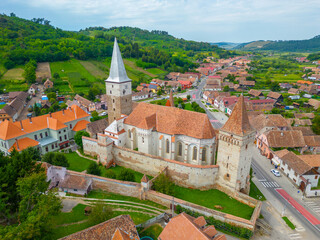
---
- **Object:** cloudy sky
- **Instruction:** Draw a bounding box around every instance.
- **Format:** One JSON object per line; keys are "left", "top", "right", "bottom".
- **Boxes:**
{"left": 1, "top": 0, "right": 320, "bottom": 43}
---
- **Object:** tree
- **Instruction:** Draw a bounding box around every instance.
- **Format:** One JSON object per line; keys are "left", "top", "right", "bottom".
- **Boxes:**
{"left": 152, "top": 173, "right": 175, "bottom": 195}
{"left": 47, "top": 92, "right": 56, "bottom": 101}
{"left": 157, "top": 89, "right": 162, "bottom": 96}
{"left": 177, "top": 86, "right": 182, "bottom": 92}
{"left": 42, "top": 152, "right": 69, "bottom": 167}
{"left": 270, "top": 82, "right": 280, "bottom": 92}
{"left": 87, "top": 162, "right": 101, "bottom": 176}
{"left": 312, "top": 115, "right": 320, "bottom": 135}
{"left": 88, "top": 203, "right": 113, "bottom": 225}
{"left": 33, "top": 103, "right": 41, "bottom": 116}
{"left": 117, "top": 168, "right": 135, "bottom": 182}
{"left": 74, "top": 131, "right": 90, "bottom": 148}
{"left": 223, "top": 86, "right": 230, "bottom": 92}
{"left": 23, "top": 60, "right": 37, "bottom": 84}
{"left": 53, "top": 72, "right": 60, "bottom": 79}
{"left": 187, "top": 95, "right": 191, "bottom": 100}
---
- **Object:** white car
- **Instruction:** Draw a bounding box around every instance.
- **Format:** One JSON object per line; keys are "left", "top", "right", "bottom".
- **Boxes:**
{"left": 271, "top": 169, "right": 281, "bottom": 177}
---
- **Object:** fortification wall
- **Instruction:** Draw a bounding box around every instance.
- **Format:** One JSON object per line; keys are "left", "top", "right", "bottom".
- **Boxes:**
{"left": 113, "top": 146, "right": 219, "bottom": 189}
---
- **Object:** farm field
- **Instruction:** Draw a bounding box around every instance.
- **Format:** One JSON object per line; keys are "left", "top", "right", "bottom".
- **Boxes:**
{"left": 79, "top": 60, "right": 108, "bottom": 79}
{"left": 36, "top": 62, "right": 51, "bottom": 80}
{"left": 0, "top": 68, "right": 28, "bottom": 91}
{"left": 146, "top": 67, "right": 167, "bottom": 75}
{"left": 50, "top": 59, "right": 104, "bottom": 94}
{"left": 123, "top": 59, "right": 157, "bottom": 78}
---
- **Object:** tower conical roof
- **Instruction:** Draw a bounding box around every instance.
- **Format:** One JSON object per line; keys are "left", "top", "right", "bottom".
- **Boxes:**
{"left": 106, "top": 38, "right": 131, "bottom": 83}
{"left": 220, "top": 95, "right": 254, "bottom": 136}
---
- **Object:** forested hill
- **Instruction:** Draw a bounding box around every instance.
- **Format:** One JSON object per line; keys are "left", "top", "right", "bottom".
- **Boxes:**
{"left": 235, "top": 35, "right": 320, "bottom": 52}
{"left": 0, "top": 14, "right": 236, "bottom": 72}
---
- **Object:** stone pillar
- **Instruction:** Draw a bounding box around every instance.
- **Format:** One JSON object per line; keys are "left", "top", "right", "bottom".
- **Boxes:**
{"left": 198, "top": 147, "right": 203, "bottom": 165}
{"left": 171, "top": 141, "right": 175, "bottom": 160}
{"left": 158, "top": 138, "right": 162, "bottom": 157}
{"left": 184, "top": 144, "right": 188, "bottom": 163}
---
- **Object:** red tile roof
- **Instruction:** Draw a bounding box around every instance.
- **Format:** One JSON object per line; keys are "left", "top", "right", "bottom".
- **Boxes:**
{"left": 9, "top": 137, "right": 39, "bottom": 152}
{"left": 72, "top": 120, "right": 90, "bottom": 131}
{"left": 221, "top": 95, "right": 254, "bottom": 136}
{"left": 125, "top": 103, "right": 215, "bottom": 139}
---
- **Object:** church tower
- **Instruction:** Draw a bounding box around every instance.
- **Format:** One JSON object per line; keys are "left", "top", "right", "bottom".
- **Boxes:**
{"left": 216, "top": 95, "right": 255, "bottom": 194}
{"left": 105, "top": 38, "right": 132, "bottom": 125}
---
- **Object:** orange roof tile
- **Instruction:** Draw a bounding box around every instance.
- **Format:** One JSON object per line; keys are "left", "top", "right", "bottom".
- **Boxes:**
{"left": 165, "top": 99, "right": 171, "bottom": 106}
{"left": 125, "top": 103, "right": 215, "bottom": 139}
{"left": 111, "top": 228, "right": 132, "bottom": 240}
{"left": 72, "top": 120, "right": 90, "bottom": 131}
{"left": 221, "top": 95, "right": 254, "bottom": 136}
{"left": 9, "top": 137, "right": 39, "bottom": 152}
{"left": 0, "top": 105, "right": 89, "bottom": 140}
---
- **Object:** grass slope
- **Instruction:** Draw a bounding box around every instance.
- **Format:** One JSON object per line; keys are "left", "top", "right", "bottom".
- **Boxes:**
{"left": 0, "top": 68, "right": 28, "bottom": 91}
{"left": 79, "top": 60, "right": 108, "bottom": 79}
{"left": 173, "top": 185, "right": 254, "bottom": 220}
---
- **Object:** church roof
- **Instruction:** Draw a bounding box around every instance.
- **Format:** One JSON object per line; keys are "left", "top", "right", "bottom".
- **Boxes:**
{"left": 124, "top": 102, "right": 215, "bottom": 139}
{"left": 220, "top": 95, "right": 254, "bottom": 136}
{"left": 106, "top": 38, "right": 131, "bottom": 83}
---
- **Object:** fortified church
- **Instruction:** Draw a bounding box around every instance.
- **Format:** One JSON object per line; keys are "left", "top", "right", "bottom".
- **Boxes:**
{"left": 83, "top": 39, "right": 256, "bottom": 194}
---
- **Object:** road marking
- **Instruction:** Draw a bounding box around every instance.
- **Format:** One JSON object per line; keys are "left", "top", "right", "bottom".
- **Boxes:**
{"left": 258, "top": 179, "right": 267, "bottom": 182}
{"left": 295, "top": 227, "right": 305, "bottom": 232}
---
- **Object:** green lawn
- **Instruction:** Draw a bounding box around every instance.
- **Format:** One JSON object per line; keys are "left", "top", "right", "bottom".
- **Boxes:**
{"left": 139, "top": 224, "right": 163, "bottom": 239}
{"left": 66, "top": 152, "right": 93, "bottom": 172}
{"left": 173, "top": 185, "right": 254, "bottom": 220}
{"left": 146, "top": 68, "right": 167, "bottom": 75}
{"left": 249, "top": 180, "right": 266, "bottom": 201}
{"left": 87, "top": 190, "right": 167, "bottom": 210}
{"left": 282, "top": 216, "right": 295, "bottom": 230}
{"left": 49, "top": 203, "right": 155, "bottom": 239}
{"left": 0, "top": 104, "right": 6, "bottom": 109}
{"left": 0, "top": 67, "right": 28, "bottom": 91}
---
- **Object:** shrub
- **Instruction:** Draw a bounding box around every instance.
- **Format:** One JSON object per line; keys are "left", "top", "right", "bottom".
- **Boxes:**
{"left": 152, "top": 173, "right": 175, "bottom": 195}
{"left": 42, "top": 152, "right": 69, "bottom": 167}
{"left": 117, "top": 168, "right": 135, "bottom": 182}
{"left": 175, "top": 205, "right": 253, "bottom": 239}
{"left": 87, "top": 162, "right": 101, "bottom": 176}
{"left": 74, "top": 131, "right": 90, "bottom": 148}
{"left": 104, "top": 170, "right": 116, "bottom": 179}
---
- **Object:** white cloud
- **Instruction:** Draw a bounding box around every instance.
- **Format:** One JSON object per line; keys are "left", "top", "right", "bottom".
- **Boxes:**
{"left": 5, "top": 0, "right": 320, "bottom": 42}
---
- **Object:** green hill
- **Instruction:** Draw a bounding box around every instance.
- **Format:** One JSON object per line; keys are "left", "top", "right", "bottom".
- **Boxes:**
{"left": 235, "top": 35, "right": 320, "bottom": 52}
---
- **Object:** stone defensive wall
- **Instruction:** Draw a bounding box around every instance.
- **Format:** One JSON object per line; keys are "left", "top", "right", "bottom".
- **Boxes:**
{"left": 113, "top": 146, "right": 219, "bottom": 190}
{"left": 62, "top": 169, "right": 260, "bottom": 231}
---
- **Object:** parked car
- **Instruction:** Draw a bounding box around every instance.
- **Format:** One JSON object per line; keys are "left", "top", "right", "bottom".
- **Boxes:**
{"left": 271, "top": 169, "right": 281, "bottom": 177}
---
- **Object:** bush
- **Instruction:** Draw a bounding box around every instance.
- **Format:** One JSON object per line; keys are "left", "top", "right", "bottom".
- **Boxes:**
{"left": 117, "top": 168, "right": 135, "bottom": 182}
{"left": 88, "top": 203, "right": 113, "bottom": 225}
{"left": 42, "top": 152, "right": 69, "bottom": 167}
{"left": 176, "top": 205, "right": 253, "bottom": 239}
{"left": 104, "top": 170, "right": 117, "bottom": 179}
{"left": 87, "top": 162, "right": 101, "bottom": 176}
{"left": 74, "top": 131, "right": 90, "bottom": 148}
{"left": 152, "top": 173, "right": 175, "bottom": 195}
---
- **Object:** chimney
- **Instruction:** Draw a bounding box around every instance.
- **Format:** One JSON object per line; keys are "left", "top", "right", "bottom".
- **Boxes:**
{"left": 15, "top": 139, "right": 19, "bottom": 150}
{"left": 19, "top": 120, "right": 23, "bottom": 131}
{"left": 28, "top": 116, "right": 32, "bottom": 123}
{"left": 62, "top": 109, "right": 65, "bottom": 115}
{"left": 49, "top": 112, "right": 52, "bottom": 118}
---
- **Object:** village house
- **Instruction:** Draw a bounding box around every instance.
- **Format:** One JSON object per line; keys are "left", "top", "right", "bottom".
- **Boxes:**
{"left": 86, "top": 118, "right": 109, "bottom": 139}
{"left": 238, "top": 80, "right": 255, "bottom": 90}
{"left": 294, "top": 112, "right": 315, "bottom": 119}
{"left": 159, "top": 212, "right": 226, "bottom": 240}
{"left": 132, "top": 91, "right": 153, "bottom": 101}
{"left": 28, "top": 84, "right": 38, "bottom": 96}
{"left": 267, "top": 91, "right": 283, "bottom": 102}
{"left": 288, "top": 88, "right": 300, "bottom": 95}
{"left": 287, "top": 118, "right": 312, "bottom": 127}
{"left": 43, "top": 79, "right": 54, "bottom": 89}
{"left": 307, "top": 99, "right": 320, "bottom": 110}
{"left": 248, "top": 89, "right": 264, "bottom": 99}
{"left": 165, "top": 81, "right": 181, "bottom": 91}
{"left": 257, "top": 130, "right": 306, "bottom": 159}
{"left": 72, "top": 94, "right": 96, "bottom": 112}
{"left": 0, "top": 105, "right": 90, "bottom": 155}
{"left": 0, "top": 92, "right": 28, "bottom": 122}
{"left": 204, "top": 79, "right": 222, "bottom": 91}
{"left": 178, "top": 80, "right": 192, "bottom": 90}
{"left": 60, "top": 215, "right": 139, "bottom": 240}
{"left": 279, "top": 83, "right": 293, "bottom": 89}
{"left": 273, "top": 150, "right": 319, "bottom": 192}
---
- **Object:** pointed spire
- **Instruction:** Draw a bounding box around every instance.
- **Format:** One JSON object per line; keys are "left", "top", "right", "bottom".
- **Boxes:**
{"left": 220, "top": 95, "right": 254, "bottom": 136}
{"left": 169, "top": 89, "right": 174, "bottom": 107}
{"left": 106, "top": 38, "right": 131, "bottom": 83}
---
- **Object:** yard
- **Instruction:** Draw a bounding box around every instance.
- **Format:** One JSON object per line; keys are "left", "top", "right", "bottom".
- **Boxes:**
{"left": 49, "top": 203, "right": 155, "bottom": 239}
{"left": 172, "top": 185, "right": 254, "bottom": 220}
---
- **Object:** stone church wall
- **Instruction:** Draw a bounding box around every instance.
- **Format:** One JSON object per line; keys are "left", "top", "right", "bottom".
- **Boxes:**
{"left": 113, "top": 146, "right": 219, "bottom": 189}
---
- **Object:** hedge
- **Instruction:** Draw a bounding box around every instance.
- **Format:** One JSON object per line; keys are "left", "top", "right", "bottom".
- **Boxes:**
{"left": 175, "top": 205, "right": 253, "bottom": 239}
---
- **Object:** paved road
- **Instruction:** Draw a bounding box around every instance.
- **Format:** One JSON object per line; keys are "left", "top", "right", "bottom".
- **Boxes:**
{"left": 17, "top": 85, "right": 43, "bottom": 121}
{"left": 252, "top": 148, "right": 320, "bottom": 240}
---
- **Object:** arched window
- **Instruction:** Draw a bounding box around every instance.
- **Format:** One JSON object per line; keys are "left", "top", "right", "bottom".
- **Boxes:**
{"left": 142, "top": 137, "right": 144, "bottom": 143}
{"left": 202, "top": 147, "right": 206, "bottom": 161}
{"left": 178, "top": 142, "right": 182, "bottom": 156}
{"left": 166, "top": 139, "right": 170, "bottom": 153}
{"left": 128, "top": 130, "right": 131, "bottom": 138}
{"left": 192, "top": 146, "right": 197, "bottom": 160}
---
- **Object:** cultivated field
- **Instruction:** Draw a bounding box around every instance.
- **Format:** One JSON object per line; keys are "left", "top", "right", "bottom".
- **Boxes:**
{"left": 79, "top": 60, "right": 108, "bottom": 79}
{"left": 36, "top": 62, "right": 51, "bottom": 82}
{"left": 0, "top": 68, "right": 28, "bottom": 91}
{"left": 1, "top": 68, "right": 24, "bottom": 80}
{"left": 123, "top": 59, "right": 157, "bottom": 78}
